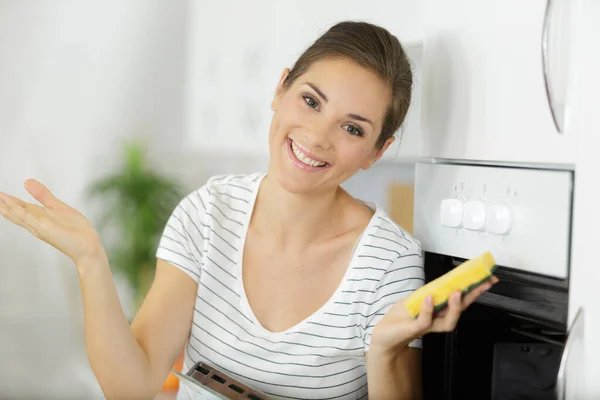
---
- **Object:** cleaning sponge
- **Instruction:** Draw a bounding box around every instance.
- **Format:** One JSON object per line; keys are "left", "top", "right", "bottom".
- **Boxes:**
{"left": 404, "top": 251, "right": 497, "bottom": 317}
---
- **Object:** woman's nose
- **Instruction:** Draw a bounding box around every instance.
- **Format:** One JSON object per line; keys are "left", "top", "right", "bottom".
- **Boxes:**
{"left": 303, "top": 123, "right": 333, "bottom": 150}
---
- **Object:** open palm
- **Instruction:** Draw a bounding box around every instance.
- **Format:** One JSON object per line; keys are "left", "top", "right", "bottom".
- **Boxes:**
{"left": 0, "top": 179, "right": 102, "bottom": 264}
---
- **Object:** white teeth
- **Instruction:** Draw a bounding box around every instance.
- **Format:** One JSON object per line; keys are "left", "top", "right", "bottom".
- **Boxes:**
{"left": 291, "top": 140, "right": 326, "bottom": 167}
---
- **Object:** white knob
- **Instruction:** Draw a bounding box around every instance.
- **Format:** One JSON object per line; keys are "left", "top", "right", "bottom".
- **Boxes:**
{"left": 487, "top": 202, "right": 513, "bottom": 235}
{"left": 463, "top": 201, "right": 487, "bottom": 231}
{"left": 440, "top": 198, "right": 464, "bottom": 228}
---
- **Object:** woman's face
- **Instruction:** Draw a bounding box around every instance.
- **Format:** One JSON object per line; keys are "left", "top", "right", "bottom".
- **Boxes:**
{"left": 268, "top": 57, "right": 394, "bottom": 195}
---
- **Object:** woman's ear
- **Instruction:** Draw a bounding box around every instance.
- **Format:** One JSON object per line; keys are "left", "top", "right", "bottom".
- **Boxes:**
{"left": 271, "top": 68, "right": 291, "bottom": 111}
{"left": 362, "top": 136, "right": 396, "bottom": 170}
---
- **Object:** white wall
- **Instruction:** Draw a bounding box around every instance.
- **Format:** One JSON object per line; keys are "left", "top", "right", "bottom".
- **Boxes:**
{"left": 566, "top": 0, "right": 600, "bottom": 395}
{"left": 183, "top": 0, "right": 423, "bottom": 156}
{"left": 0, "top": 1, "right": 189, "bottom": 398}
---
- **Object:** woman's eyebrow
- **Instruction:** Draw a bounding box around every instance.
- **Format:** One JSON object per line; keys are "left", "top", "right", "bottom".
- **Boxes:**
{"left": 306, "top": 82, "right": 328, "bottom": 102}
{"left": 347, "top": 113, "right": 374, "bottom": 128}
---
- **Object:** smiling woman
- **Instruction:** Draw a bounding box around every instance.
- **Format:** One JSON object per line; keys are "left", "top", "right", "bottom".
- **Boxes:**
{"left": 0, "top": 21, "right": 496, "bottom": 400}
{"left": 268, "top": 55, "right": 398, "bottom": 194}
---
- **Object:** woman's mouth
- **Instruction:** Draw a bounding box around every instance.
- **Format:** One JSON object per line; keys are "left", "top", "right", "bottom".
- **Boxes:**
{"left": 286, "top": 137, "right": 330, "bottom": 171}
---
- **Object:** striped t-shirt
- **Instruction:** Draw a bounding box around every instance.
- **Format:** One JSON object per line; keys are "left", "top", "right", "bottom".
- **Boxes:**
{"left": 156, "top": 172, "right": 425, "bottom": 400}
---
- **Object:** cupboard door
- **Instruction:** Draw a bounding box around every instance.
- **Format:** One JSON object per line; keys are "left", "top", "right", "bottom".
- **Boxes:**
{"left": 421, "top": 0, "right": 577, "bottom": 164}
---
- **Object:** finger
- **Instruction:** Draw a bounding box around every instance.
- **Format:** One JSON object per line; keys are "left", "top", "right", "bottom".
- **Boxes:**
{"left": 24, "top": 179, "right": 65, "bottom": 209}
{"left": 0, "top": 193, "right": 30, "bottom": 221}
{"left": 416, "top": 295, "right": 435, "bottom": 333}
{"left": 0, "top": 192, "right": 28, "bottom": 208}
{"left": 0, "top": 195, "right": 44, "bottom": 237}
{"left": 461, "top": 280, "right": 494, "bottom": 310}
{"left": 0, "top": 196, "right": 6, "bottom": 216}
{"left": 431, "top": 292, "right": 462, "bottom": 332}
{"left": 445, "top": 292, "right": 462, "bottom": 329}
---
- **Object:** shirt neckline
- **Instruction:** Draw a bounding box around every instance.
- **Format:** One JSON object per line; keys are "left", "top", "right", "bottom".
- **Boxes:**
{"left": 234, "top": 173, "right": 382, "bottom": 339}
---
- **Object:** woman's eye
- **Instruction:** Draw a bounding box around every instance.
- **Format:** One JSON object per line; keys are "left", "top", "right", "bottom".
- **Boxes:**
{"left": 344, "top": 124, "right": 364, "bottom": 137}
{"left": 303, "top": 96, "right": 319, "bottom": 110}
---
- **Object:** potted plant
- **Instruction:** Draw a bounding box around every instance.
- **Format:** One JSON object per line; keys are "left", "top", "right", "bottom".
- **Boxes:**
{"left": 86, "top": 139, "right": 185, "bottom": 310}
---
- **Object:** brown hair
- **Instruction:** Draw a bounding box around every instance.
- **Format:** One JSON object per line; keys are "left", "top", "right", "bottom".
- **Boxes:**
{"left": 283, "top": 21, "right": 413, "bottom": 149}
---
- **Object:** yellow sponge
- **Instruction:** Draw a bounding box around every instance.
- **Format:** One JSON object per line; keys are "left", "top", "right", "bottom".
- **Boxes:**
{"left": 404, "top": 251, "right": 497, "bottom": 317}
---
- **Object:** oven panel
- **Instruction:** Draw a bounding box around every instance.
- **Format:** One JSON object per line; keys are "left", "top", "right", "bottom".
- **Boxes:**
{"left": 414, "top": 162, "right": 573, "bottom": 279}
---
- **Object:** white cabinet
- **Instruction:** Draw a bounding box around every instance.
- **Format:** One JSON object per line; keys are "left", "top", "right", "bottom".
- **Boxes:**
{"left": 420, "top": 0, "right": 577, "bottom": 164}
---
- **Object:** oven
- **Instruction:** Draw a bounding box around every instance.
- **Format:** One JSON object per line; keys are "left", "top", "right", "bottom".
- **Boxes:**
{"left": 413, "top": 161, "right": 581, "bottom": 400}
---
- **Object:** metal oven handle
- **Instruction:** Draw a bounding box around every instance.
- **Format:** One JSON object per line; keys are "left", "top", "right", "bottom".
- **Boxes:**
{"left": 556, "top": 307, "right": 584, "bottom": 400}
{"left": 542, "top": 0, "right": 564, "bottom": 133}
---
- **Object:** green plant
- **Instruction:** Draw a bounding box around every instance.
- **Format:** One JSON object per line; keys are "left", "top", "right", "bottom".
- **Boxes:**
{"left": 86, "top": 140, "right": 185, "bottom": 306}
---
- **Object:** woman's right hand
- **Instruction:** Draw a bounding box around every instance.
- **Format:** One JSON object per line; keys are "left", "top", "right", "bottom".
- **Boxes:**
{"left": 0, "top": 179, "right": 105, "bottom": 266}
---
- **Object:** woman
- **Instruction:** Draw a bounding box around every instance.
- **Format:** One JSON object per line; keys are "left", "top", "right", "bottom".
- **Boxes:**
{"left": 0, "top": 21, "right": 496, "bottom": 400}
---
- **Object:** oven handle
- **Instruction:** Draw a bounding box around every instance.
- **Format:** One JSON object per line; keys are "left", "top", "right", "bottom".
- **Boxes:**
{"left": 556, "top": 307, "right": 584, "bottom": 400}
{"left": 542, "top": 0, "right": 561, "bottom": 133}
{"left": 542, "top": 0, "right": 569, "bottom": 134}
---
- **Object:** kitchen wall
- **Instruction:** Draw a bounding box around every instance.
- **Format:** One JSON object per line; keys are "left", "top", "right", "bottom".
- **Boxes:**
{"left": 182, "top": 0, "right": 423, "bottom": 157}
{"left": 0, "top": 1, "right": 189, "bottom": 398}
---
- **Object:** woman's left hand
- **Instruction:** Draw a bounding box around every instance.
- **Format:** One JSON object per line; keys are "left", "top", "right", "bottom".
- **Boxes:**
{"left": 369, "top": 276, "right": 499, "bottom": 356}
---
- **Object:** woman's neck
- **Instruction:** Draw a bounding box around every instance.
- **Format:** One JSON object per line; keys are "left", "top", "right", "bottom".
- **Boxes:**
{"left": 253, "top": 175, "right": 349, "bottom": 251}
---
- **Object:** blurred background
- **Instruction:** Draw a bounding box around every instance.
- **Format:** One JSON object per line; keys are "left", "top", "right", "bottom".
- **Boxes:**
{"left": 0, "top": 1, "right": 422, "bottom": 398}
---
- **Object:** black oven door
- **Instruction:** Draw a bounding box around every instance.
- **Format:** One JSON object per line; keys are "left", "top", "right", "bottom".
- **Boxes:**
{"left": 421, "top": 253, "right": 568, "bottom": 400}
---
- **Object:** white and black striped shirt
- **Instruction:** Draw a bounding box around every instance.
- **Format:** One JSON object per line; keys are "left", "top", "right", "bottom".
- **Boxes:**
{"left": 156, "top": 172, "right": 424, "bottom": 400}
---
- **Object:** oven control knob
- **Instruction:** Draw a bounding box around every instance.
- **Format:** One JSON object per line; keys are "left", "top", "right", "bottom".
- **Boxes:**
{"left": 486, "top": 202, "right": 513, "bottom": 235}
{"left": 440, "top": 198, "right": 464, "bottom": 228}
{"left": 463, "top": 201, "right": 487, "bottom": 231}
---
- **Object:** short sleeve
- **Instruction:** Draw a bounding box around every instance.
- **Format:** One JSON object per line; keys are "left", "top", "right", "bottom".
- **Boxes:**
{"left": 155, "top": 186, "right": 209, "bottom": 283}
{"left": 363, "top": 243, "right": 425, "bottom": 352}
